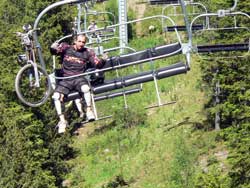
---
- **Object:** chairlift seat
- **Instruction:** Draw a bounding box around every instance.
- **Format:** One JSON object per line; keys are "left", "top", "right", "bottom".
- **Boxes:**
{"left": 64, "top": 87, "right": 142, "bottom": 102}
{"left": 62, "top": 42, "right": 185, "bottom": 102}
{"left": 149, "top": 0, "right": 179, "bottom": 5}
{"left": 197, "top": 43, "right": 249, "bottom": 53}
{"left": 104, "top": 42, "right": 182, "bottom": 69}
{"left": 164, "top": 24, "right": 204, "bottom": 32}
{"left": 63, "top": 62, "right": 187, "bottom": 102}
{"left": 94, "top": 62, "right": 187, "bottom": 94}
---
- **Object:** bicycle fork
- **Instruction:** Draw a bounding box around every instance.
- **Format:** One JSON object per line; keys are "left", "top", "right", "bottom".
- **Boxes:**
{"left": 27, "top": 60, "right": 40, "bottom": 87}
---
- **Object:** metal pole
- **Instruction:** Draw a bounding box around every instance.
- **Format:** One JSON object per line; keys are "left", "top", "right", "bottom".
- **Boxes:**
{"left": 215, "top": 79, "right": 221, "bottom": 130}
{"left": 179, "top": 0, "right": 192, "bottom": 67}
{"left": 118, "top": 0, "right": 128, "bottom": 54}
{"left": 179, "top": 0, "right": 192, "bottom": 42}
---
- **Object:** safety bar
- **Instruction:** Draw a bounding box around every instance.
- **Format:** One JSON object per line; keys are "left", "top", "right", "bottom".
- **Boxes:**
{"left": 94, "top": 87, "right": 142, "bottom": 101}
{"left": 35, "top": 12, "right": 182, "bottom": 71}
{"left": 64, "top": 87, "right": 142, "bottom": 102}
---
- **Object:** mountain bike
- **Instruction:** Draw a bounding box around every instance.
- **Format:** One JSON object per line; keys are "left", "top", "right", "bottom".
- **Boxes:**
{"left": 15, "top": 24, "right": 52, "bottom": 107}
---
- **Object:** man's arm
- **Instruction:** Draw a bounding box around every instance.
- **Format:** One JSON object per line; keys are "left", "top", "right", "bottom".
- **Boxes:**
{"left": 87, "top": 49, "right": 108, "bottom": 69}
{"left": 50, "top": 42, "right": 70, "bottom": 55}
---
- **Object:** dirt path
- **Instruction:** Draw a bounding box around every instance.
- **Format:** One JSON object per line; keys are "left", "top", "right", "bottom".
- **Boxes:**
{"left": 127, "top": 0, "right": 146, "bottom": 36}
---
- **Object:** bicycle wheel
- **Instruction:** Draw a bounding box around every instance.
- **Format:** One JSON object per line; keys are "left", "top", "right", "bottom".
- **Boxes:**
{"left": 15, "top": 64, "right": 52, "bottom": 107}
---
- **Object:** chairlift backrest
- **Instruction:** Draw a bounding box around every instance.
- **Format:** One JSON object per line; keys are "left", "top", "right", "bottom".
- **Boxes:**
{"left": 189, "top": 7, "right": 250, "bottom": 57}
{"left": 191, "top": 11, "right": 250, "bottom": 32}
{"left": 149, "top": 0, "right": 179, "bottom": 5}
{"left": 162, "top": 2, "right": 208, "bottom": 32}
{"left": 190, "top": 11, "right": 250, "bottom": 48}
{"left": 76, "top": 3, "right": 116, "bottom": 35}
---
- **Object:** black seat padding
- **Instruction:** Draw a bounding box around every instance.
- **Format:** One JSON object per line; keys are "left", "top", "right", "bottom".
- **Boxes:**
{"left": 164, "top": 24, "right": 204, "bottom": 32}
{"left": 197, "top": 43, "right": 249, "bottom": 53}
{"left": 64, "top": 87, "right": 142, "bottom": 102}
{"left": 64, "top": 62, "right": 187, "bottom": 102}
{"left": 149, "top": 0, "right": 179, "bottom": 5}
{"left": 94, "top": 62, "right": 187, "bottom": 94}
{"left": 103, "top": 42, "right": 182, "bottom": 69}
{"left": 94, "top": 87, "right": 142, "bottom": 102}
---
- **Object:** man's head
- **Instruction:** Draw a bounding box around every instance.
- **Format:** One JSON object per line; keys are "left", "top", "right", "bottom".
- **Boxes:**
{"left": 74, "top": 34, "right": 87, "bottom": 51}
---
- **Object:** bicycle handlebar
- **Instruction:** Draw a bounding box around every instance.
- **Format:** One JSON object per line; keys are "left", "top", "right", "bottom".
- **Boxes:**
{"left": 15, "top": 28, "right": 40, "bottom": 46}
{"left": 16, "top": 28, "right": 40, "bottom": 37}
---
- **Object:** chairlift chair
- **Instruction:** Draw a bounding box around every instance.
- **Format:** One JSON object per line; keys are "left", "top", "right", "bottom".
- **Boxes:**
{"left": 51, "top": 33, "right": 144, "bottom": 119}
{"left": 32, "top": 0, "right": 192, "bottom": 117}
{"left": 190, "top": 10, "right": 250, "bottom": 57}
{"left": 161, "top": 2, "right": 209, "bottom": 33}
{"left": 76, "top": 3, "right": 116, "bottom": 40}
{"left": 61, "top": 14, "right": 192, "bottom": 109}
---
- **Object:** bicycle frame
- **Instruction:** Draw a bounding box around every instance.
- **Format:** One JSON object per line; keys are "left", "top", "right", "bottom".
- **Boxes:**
{"left": 17, "top": 30, "right": 41, "bottom": 88}
{"left": 15, "top": 26, "right": 52, "bottom": 107}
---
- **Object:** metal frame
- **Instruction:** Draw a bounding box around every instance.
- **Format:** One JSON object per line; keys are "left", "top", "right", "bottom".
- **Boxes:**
{"left": 190, "top": 11, "right": 250, "bottom": 53}
{"left": 36, "top": 14, "right": 184, "bottom": 79}
{"left": 161, "top": 1, "right": 208, "bottom": 32}
{"left": 78, "top": 4, "right": 116, "bottom": 34}
{"left": 32, "top": 0, "right": 192, "bottom": 113}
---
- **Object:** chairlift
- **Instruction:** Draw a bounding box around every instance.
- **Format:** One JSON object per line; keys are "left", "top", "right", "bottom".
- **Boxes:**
{"left": 30, "top": 0, "right": 191, "bottom": 122}
{"left": 50, "top": 15, "right": 190, "bottom": 114}
{"left": 60, "top": 15, "right": 190, "bottom": 110}
{"left": 76, "top": 3, "right": 116, "bottom": 40}
{"left": 190, "top": 10, "right": 250, "bottom": 55}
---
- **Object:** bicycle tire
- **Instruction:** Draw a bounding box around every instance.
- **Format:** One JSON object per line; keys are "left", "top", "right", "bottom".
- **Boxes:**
{"left": 15, "top": 64, "right": 52, "bottom": 107}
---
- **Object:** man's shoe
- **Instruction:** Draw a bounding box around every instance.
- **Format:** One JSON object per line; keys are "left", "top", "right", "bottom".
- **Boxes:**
{"left": 86, "top": 108, "right": 95, "bottom": 121}
{"left": 57, "top": 120, "right": 68, "bottom": 134}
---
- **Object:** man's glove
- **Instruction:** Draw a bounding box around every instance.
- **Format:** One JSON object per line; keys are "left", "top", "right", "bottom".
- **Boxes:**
{"left": 102, "top": 53, "right": 108, "bottom": 61}
{"left": 50, "top": 42, "right": 59, "bottom": 50}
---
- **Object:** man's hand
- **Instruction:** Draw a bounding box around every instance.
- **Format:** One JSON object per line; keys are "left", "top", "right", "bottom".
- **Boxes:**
{"left": 102, "top": 53, "right": 108, "bottom": 60}
{"left": 50, "top": 42, "right": 59, "bottom": 50}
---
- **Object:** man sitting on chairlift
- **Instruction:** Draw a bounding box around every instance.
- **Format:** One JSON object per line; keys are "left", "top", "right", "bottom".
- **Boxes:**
{"left": 50, "top": 34, "right": 108, "bottom": 133}
{"left": 88, "top": 21, "right": 100, "bottom": 39}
